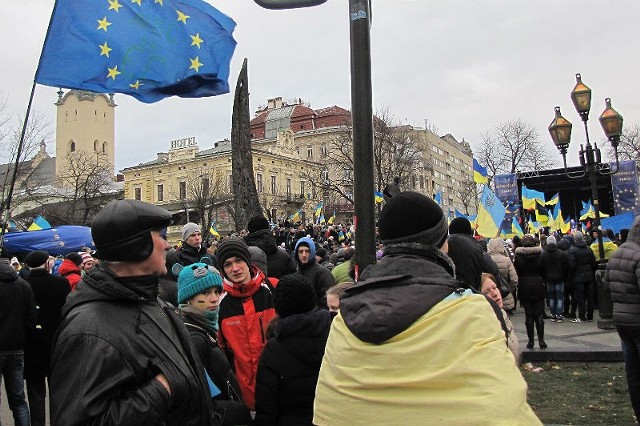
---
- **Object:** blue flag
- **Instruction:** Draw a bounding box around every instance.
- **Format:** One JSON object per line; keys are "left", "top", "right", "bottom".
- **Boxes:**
{"left": 35, "top": 0, "right": 236, "bottom": 103}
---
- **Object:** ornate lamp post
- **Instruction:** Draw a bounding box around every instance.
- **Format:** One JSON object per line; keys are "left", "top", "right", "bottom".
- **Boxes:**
{"left": 548, "top": 73, "right": 624, "bottom": 329}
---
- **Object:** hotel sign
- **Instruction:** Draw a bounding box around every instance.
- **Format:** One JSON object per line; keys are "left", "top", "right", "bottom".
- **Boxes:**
{"left": 170, "top": 137, "right": 197, "bottom": 150}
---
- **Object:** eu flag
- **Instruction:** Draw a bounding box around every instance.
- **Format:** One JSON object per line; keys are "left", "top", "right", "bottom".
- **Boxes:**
{"left": 35, "top": 0, "right": 236, "bottom": 103}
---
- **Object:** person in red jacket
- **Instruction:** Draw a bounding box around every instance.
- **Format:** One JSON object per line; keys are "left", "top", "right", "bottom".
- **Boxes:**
{"left": 57, "top": 252, "right": 82, "bottom": 291}
{"left": 216, "top": 238, "right": 275, "bottom": 413}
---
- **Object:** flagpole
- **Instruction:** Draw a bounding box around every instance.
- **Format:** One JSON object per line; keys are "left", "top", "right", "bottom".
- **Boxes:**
{"left": 1, "top": 1, "right": 61, "bottom": 253}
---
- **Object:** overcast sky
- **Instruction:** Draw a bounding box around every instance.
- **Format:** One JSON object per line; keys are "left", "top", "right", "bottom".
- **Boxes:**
{"left": 1, "top": 0, "right": 639, "bottom": 172}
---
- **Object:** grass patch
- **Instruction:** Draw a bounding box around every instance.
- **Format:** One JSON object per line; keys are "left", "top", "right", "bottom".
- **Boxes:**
{"left": 523, "top": 362, "right": 636, "bottom": 424}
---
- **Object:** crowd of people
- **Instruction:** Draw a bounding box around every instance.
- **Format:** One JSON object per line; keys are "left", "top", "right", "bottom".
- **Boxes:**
{"left": 1, "top": 193, "right": 638, "bottom": 425}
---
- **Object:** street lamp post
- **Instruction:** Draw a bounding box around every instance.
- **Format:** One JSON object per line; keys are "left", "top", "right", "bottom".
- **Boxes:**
{"left": 548, "top": 73, "right": 624, "bottom": 330}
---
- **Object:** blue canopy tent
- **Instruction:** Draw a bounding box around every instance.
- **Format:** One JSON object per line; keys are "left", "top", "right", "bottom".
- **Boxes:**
{"left": 3, "top": 226, "right": 94, "bottom": 257}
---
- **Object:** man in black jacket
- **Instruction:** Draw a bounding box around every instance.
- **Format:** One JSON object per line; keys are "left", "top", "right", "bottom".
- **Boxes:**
{"left": 22, "top": 250, "right": 70, "bottom": 426}
{"left": 49, "top": 200, "right": 218, "bottom": 426}
{"left": 0, "top": 258, "right": 36, "bottom": 426}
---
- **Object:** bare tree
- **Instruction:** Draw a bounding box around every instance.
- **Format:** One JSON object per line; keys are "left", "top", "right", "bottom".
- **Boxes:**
{"left": 301, "top": 107, "right": 425, "bottom": 206}
{"left": 477, "top": 119, "right": 555, "bottom": 181}
{"left": 0, "top": 107, "right": 53, "bottom": 218}
{"left": 185, "top": 169, "right": 231, "bottom": 239}
{"left": 612, "top": 123, "right": 640, "bottom": 170}
{"left": 230, "top": 58, "right": 261, "bottom": 230}
{"left": 454, "top": 178, "right": 479, "bottom": 215}
{"left": 44, "top": 151, "right": 116, "bottom": 225}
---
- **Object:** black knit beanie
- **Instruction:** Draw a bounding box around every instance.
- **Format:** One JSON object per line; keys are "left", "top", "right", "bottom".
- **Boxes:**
{"left": 449, "top": 217, "right": 473, "bottom": 236}
{"left": 273, "top": 273, "right": 317, "bottom": 318}
{"left": 216, "top": 238, "right": 252, "bottom": 276}
{"left": 247, "top": 215, "right": 270, "bottom": 234}
{"left": 377, "top": 191, "right": 448, "bottom": 247}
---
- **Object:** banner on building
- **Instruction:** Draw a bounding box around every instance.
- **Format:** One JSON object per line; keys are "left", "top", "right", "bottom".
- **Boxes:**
{"left": 611, "top": 160, "right": 639, "bottom": 215}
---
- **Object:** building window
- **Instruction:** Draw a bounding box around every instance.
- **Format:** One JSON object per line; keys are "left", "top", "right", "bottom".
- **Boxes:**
{"left": 134, "top": 187, "right": 141, "bottom": 200}
{"left": 102, "top": 142, "right": 107, "bottom": 153}
{"left": 321, "top": 144, "right": 328, "bottom": 157}
{"left": 179, "top": 181, "right": 186, "bottom": 200}
{"left": 94, "top": 140, "right": 99, "bottom": 151}
{"left": 202, "top": 177, "right": 209, "bottom": 197}
{"left": 70, "top": 141, "right": 76, "bottom": 153}
{"left": 307, "top": 145, "right": 313, "bottom": 158}
{"left": 256, "top": 173, "right": 263, "bottom": 193}
{"left": 157, "top": 184, "right": 164, "bottom": 202}
{"left": 286, "top": 178, "right": 291, "bottom": 198}
{"left": 271, "top": 176, "right": 277, "bottom": 194}
{"left": 300, "top": 181, "right": 306, "bottom": 196}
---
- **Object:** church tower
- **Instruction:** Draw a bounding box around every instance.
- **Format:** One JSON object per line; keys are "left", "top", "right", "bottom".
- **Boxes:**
{"left": 54, "top": 89, "right": 116, "bottom": 182}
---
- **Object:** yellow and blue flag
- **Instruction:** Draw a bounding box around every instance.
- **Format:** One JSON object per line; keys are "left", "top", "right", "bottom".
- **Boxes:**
{"left": 35, "top": 0, "right": 236, "bottom": 103}
{"left": 314, "top": 202, "right": 323, "bottom": 217}
{"left": 434, "top": 191, "right": 443, "bottom": 206}
{"left": 476, "top": 186, "right": 506, "bottom": 237}
{"left": 289, "top": 209, "right": 303, "bottom": 222}
{"left": 535, "top": 201, "right": 549, "bottom": 226}
{"left": 208, "top": 220, "right": 220, "bottom": 238}
{"left": 521, "top": 185, "right": 545, "bottom": 210}
{"left": 545, "top": 193, "right": 559, "bottom": 206}
{"left": 327, "top": 211, "right": 336, "bottom": 225}
{"left": 318, "top": 214, "right": 325, "bottom": 225}
{"left": 374, "top": 191, "right": 384, "bottom": 204}
{"left": 579, "top": 199, "right": 610, "bottom": 220}
{"left": 473, "top": 159, "right": 488, "bottom": 184}
{"left": 28, "top": 215, "right": 52, "bottom": 231}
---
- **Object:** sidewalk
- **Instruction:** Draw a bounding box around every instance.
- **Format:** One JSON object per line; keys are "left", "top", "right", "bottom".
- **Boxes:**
{"left": 510, "top": 309, "right": 623, "bottom": 363}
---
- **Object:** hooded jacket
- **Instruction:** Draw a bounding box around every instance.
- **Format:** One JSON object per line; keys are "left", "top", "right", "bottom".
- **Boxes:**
{"left": 57, "top": 258, "right": 82, "bottom": 291}
{"left": 314, "top": 243, "right": 540, "bottom": 425}
{"left": 571, "top": 237, "right": 597, "bottom": 284}
{"left": 218, "top": 267, "right": 276, "bottom": 410}
{"left": 0, "top": 261, "right": 36, "bottom": 352}
{"left": 541, "top": 242, "right": 568, "bottom": 282}
{"left": 514, "top": 246, "right": 546, "bottom": 301}
{"left": 166, "top": 243, "right": 217, "bottom": 281}
{"left": 244, "top": 229, "right": 297, "bottom": 279}
{"left": 49, "top": 264, "right": 216, "bottom": 426}
{"left": 487, "top": 238, "right": 518, "bottom": 310}
{"left": 294, "top": 237, "right": 335, "bottom": 308}
{"left": 607, "top": 217, "right": 640, "bottom": 329}
{"left": 255, "top": 308, "right": 332, "bottom": 426}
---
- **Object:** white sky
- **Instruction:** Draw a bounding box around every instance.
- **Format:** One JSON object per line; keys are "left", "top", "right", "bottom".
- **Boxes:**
{"left": 1, "top": 0, "right": 639, "bottom": 172}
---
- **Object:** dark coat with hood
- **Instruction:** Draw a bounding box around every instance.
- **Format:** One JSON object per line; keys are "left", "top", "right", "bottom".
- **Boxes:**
{"left": 255, "top": 308, "right": 332, "bottom": 426}
{"left": 606, "top": 216, "right": 640, "bottom": 329}
{"left": 244, "top": 229, "right": 297, "bottom": 279}
{"left": 0, "top": 261, "right": 36, "bottom": 352}
{"left": 541, "top": 242, "right": 568, "bottom": 283}
{"left": 294, "top": 237, "right": 335, "bottom": 308}
{"left": 570, "top": 238, "right": 597, "bottom": 284}
{"left": 50, "top": 263, "right": 216, "bottom": 426}
{"left": 514, "top": 246, "right": 546, "bottom": 301}
{"left": 23, "top": 268, "right": 70, "bottom": 379}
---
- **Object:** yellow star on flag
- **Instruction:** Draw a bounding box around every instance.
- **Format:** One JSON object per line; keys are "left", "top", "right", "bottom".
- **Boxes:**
{"left": 108, "top": 0, "right": 123, "bottom": 12}
{"left": 131, "top": 0, "right": 142, "bottom": 6}
{"left": 189, "top": 57, "right": 203, "bottom": 72}
{"left": 190, "top": 33, "right": 204, "bottom": 48}
{"left": 107, "top": 65, "right": 121, "bottom": 80}
{"left": 99, "top": 42, "right": 112, "bottom": 57}
{"left": 176, "top": 10, "right": 190, "bottom": 24}
{"left": 97, "top": 17, "right": 112, "bottom": 32}
{"left": 154, "top": 0, "right": 163, "bottom": 4}
{"left": 129, "top": 80, "right": 143, "bottom": 89}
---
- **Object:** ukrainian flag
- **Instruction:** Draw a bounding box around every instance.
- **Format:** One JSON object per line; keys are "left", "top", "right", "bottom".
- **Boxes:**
{"left": 535, "top": 202, "right": 549, "bottom": 226}
{"left": 473, "top": 159, "right": 488, "bottom": 184}
{"left": 546, "top": 193, "right": 559, "bottom": 206}
{"left": 209, "top": 221, "right": 220, "bottom": 238}
{"left": 476, "top": 186, "right": 505, "bottom": 237}
{"left": 521, "top": 185, "right": 545, "bottom": 210}
{"left": 374, "top": 191, "right": 384, "bottom": 204}
{"left": 289, "top": 209, "right": 302, "bottom": 222}
{"left": 328, "top": 211, "right": 336, "bottom": 225}
{"left": 314, "top": 202, "right": 323, "bottom": 217}
{"left": 28, "top": 215, "right": 52, "bottom": 231}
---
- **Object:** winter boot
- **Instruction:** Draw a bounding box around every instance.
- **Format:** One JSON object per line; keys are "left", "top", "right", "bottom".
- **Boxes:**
{"left": 525, "top": 320, "right": 535, "bottom": 349}
{"left": 536, "top": 318, "right": 547, "bottom": 349}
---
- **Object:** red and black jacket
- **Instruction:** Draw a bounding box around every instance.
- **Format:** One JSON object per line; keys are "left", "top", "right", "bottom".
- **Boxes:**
{"left": 218, "top": 267, "right": 275, "bottom": 410}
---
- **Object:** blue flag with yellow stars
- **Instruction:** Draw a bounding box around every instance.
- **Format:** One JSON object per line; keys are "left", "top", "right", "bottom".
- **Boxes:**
{"left": 35, "top": 0, "right": 236, "bottom": 103}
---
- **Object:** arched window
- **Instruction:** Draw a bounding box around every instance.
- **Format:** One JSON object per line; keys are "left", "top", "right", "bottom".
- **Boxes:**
{"left": 102, "top": 142, "right": 107, "bottom": 153}
{"left": 94, "top": 140, "right": 99, "bottom": 151}
{"left": 69, "top": 141, "right": 76, "bottom": 152}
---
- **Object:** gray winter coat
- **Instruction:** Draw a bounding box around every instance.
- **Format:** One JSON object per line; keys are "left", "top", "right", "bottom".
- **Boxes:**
{"left": 606, "top": 216, "right": 640, "bottom": 329}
